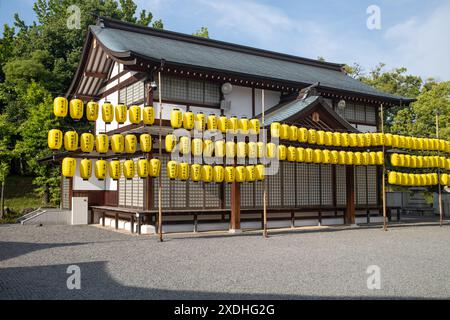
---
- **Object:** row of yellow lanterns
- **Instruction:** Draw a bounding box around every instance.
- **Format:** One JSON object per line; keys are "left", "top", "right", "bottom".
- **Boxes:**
{"left": 169, "top": 108, "right": 260, "bottom": 134}
{"left": 166, "top": 161, "right": 265, "bottom": 183}
{"left": 390, "top": 153, "right": 450, "bottom": 170}
{"left": 387, "top": 172, "right": 449, "bottom": 187}
{"left": 270, "top": 122, "right": 450, "bottom": 152}
{"left": 54, "top": 97, "right": 155, "bottom": 125}
{"left": 48, "top": 130, "right": 152, "bottom": 154}
{"left": 62, "top": 158, "right": 162, "bottom": 180}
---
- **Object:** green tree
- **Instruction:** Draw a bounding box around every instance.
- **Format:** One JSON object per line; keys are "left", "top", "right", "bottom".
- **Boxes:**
{"left": 391, "top": 81, "right": 450, "bottom": 140}
{"left": 193, "top": 27, "right": 209, "bottom": 38}
{"left": 0, "top": 162, "right": 9, "bottom": 218}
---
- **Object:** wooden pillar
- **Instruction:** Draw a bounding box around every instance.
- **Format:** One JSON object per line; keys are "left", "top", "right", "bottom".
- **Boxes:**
{"left": 345, "top": 165, "right": 356, "bottom": 225}
{"left": 230, "top": 181, "right": 241, "bottom": 231}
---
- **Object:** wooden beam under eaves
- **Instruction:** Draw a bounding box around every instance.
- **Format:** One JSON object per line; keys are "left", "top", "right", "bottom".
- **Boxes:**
{"left": 84, "top": 71, "right": 108, "bottom": 79}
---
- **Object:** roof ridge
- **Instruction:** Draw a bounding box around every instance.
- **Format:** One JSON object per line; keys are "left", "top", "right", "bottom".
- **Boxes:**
{"left": 97, "top": 16, "right": 345, "bottom": 72}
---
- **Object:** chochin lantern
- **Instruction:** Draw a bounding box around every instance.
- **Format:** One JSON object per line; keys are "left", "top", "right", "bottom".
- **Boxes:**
{"left": 54, "top": 97, "right": 68, "bottom": 117}
{"left": 102, "top": 101, "right": 114, "bottom": 124}
{"left": 69, "top": 98, "right": 84, "bottom": 120}
{"left": 94, "top": 160, "right": 107, "bottom": 180}
{"left": 86, "top": 101, "right": 99, "bottom": 122}
{"left": 143, "top": 106, "right": 155, "bottom": 126}
{"left": 62, "top": 157, "right": 76, "bottom": 177}
{"left": 80, "top": 159, "right": 92, "bottom": 180}
{"left": 48, "top": 129, "right": 63, "bottom": 151}
{"left": 80, "top": 133, "right": 94, "bottom": 153}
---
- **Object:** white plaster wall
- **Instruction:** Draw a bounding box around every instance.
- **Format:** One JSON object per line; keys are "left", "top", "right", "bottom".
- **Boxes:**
{"left": 254, "top": 89, "right": 280, "bottom": 115}
{"left": 72, "top": 159, "right": 105, "bottom": 191}
{"left": 226, "top": 85, "right": 252, "bottom": 118}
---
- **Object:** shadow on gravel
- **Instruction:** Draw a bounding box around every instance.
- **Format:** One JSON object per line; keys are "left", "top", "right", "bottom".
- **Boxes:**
{"left": 0, "top": 241, "right": 86, "bottom": 262}
{"left": 0, "top": 261, "right": 426, "bottom": 300}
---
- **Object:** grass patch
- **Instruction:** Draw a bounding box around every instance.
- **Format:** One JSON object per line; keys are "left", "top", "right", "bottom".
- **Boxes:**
{"left": 1, "top": 175, "right": 43, "bottom": 223}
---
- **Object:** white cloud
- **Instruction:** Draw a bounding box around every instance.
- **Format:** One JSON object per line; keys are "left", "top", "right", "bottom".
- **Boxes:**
{"left": 384, "top": 3, "right": 450, "bottom": 80}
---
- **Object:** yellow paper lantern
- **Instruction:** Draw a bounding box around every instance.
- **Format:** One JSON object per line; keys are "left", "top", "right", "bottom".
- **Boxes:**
{"left": 54, "top": 97, "right": 68, "bottom": 117}
{"left": 207, "top": 114, "right": 218, "bottom": 131}
{"left": 64, "top": 131, "right": 79, "bottom": 152}
{"left": 266, "top": 143, "right": 276, "bottom": 159}
{"left": 224, "top": 166, "right": 235, "bottom": 183}
{"left": 270, "top": 122, "right": 281, "bottom": 138}
{"left": 48, "top": 129, "right": 63, "bottom": 151}
{"left": 245, "top": 165, "right": 256, "bottom": 182}
{"left": 140, "top": 134, "right": 152, "bottom": 153}
{"left": 317, "top": 131, "right": 326, "bottom": 145}
{"left": 238, "top": 117, "right": 249, "bottom": 134}
{"left": 86, "top": 101, "right": 99, "bottom": 122}
{"left": 308, "top": 129, "right": 317, "bottom": 144}
{"left": 62, "top": 157, "right": 76, "bottom": 178}
{"left": 324, "top": 132, "right": 333, "bottom": 146}
{"left": 322, "top": 149, "right": 332, "bottom": 164}
{"left": 183, "top": 111, "right": 195, "bottom": 130}
{"left": 69, "top": 98, "right": 84, "bottom": 120}
{"left": 255, "top": 164, "right": 265, "bottom": 181}
{"left": 109, "top": 160, "right": 121, "bottom": 180}
{"left": 123, "top": 160, "right": 135, "bottom": 180}
{"left": 125, "top": 134, "right": 137, "bottom": 154}
{"left": 149, "top": 158, "right": 161, "bottom": 177}
{"left": 249, "top": 119, "right": 261, "bottom": 135}
{"left": 214, "top": 140, "right": 226, "bottom": 158}
{"left": 202, "top": 164, "right": 213, "bottom": 183}
{"left": 278, "top": 145, "right": 287, "bottom": 161}
{"left": 165, "top": 134, "right": 177, "bottom": 153}
{"left": 248, "top": 142, "right": 258, "bottom": 159}
{"left": 115, "top": 104, "right": 127, "bottom": 124}
{"left": 235, "top": 166, "right": 246, "bottom": 183}
{"left": 287, "top": 146, "right": 297, "bottom": 162}
{"left": 228, "top": 116, "right": 238, "bottom": 133}
{"left": 137, "top": 159, "right": 149, "bottom": 179}
{"left": 304, "top": 148, "right": 313, "bottom": 163}
{"left": 312, "top": 149, "right": 323, "bottom": 163}
{"left": 170, "top": 108, "right": 183, "bottom": 128}
{"left": 179, "top": 136, "right": 190, "bottom": 155}
{"left": 195, "top": 112, "right": 206, "bottom": 131}
{"left": 280, "top": 124, "right": 290, "bottom": 140}
{"left": 226, "top": 141, "right": 236, "bottom": 158}
{"left": 288, "top": 125, "right": 298, "bottom": 141}
{"left": 94, "top": 160, "right": 107, "bottom": 180}
{"left": 143, "top": 106, "right": 155, "bottom": 126}
{"left": 191, "top": 138, "right": 203, "bottom": 156}
{"left": 213, "top": 166, "right": 225, "bottom": 183}
{"left": 80, "top": 133, "right": 94, "bottom": 153}
{"left": 167, "top": 160, "right": 178, "bottom": 180}
{"left": 297, "top": 127, "right": 308, "bottom": 143}
{"left": 332, "top": 132, "right": 341, "bottom": 147}
{"left": 191, "top": 164, "right": 202, "bottom": 182}
{"left": 203, "top": 140, "right": 214, "bottom": 158}
{"left": 349, "top": 133, "right": 358, "bottom": 147}
{"left": 341, "top": 132, "right": 349, "bottom": 147}
{"left": 237, "top": 141, "right": 247, "bottom": 158}
{"left": 111, "top": 134, "right": 124, "bottom": 154}
{"left": 296, "top": 147, "right": 306, "bottom": 163}
{"left": 218, "top": 116, "right": 229, "bottom": 133}
{"left": 102, "top": 102, "right": 114, "bottom": 124}
{"left": 178, "top": 162, "right": 190, "bottom": 181}
{"left": 95, "top": 134, "right": 109, "bottom": 154}
{"left": 129, "top": 105, "right": 141, "bottom": 124}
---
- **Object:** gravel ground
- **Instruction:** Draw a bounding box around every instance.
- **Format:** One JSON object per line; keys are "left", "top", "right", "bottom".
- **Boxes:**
{"left": 0, "top": 223, "right": 449, "bottom": 299}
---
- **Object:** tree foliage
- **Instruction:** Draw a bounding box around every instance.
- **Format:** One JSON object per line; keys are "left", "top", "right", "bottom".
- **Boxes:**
{"left": 193, "top": 27, "right": 209, "bottom": 38}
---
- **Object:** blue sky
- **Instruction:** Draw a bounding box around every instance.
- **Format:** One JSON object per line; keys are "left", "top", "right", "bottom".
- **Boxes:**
{"left": 1, "top": 0, "right": 449, "bottom": 80}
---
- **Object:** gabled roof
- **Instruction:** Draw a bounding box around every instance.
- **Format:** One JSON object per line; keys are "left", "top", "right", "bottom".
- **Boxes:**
{"left": 259, "top": 95, "right": 358, "bottom": 132}
{"left": 68, "top": 17, "right": 415, "bottom": 104}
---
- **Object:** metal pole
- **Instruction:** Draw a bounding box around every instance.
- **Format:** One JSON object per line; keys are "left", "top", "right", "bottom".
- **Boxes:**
{"left": 436, "top": 112, "right": 443, "bottom": 227}
{"left": 262, "top": 89, "right": 268, "bottom": 238}
{"left": 381, "top": 104, "right": 388, "bottom": 231}
{"left": 158, "top": 71, "right": 163, "bottom": 242}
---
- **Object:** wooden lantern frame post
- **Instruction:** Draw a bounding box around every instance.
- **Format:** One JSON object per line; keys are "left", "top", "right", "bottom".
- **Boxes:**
{"left": 262, "top": 90, "right": 268, "bottom": 238}
{"left": 158, "top": 71, "right": 163, "bottom": 242}
{"left": 381, "top": 104, "right": 388, "bottom": 231}
{"left": 436, "top": 111, "right": 443, "bottom": 227}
